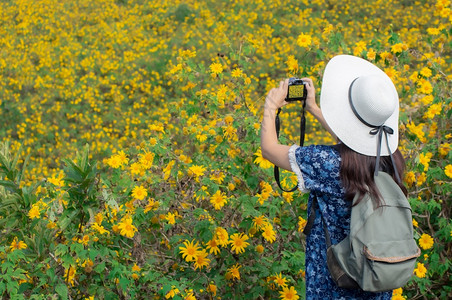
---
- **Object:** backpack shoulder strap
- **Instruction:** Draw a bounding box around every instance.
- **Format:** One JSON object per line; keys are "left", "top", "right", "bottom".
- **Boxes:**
{"left": 303, "top": 197, "right": 316, "bottom": 236}
{"left": 303, "top": 194, "right": 332, "bottom": 247}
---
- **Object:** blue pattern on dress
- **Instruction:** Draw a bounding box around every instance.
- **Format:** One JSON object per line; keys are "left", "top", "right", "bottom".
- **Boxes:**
{"left": 293, "top": 145, "right": 392, "bottom": 300}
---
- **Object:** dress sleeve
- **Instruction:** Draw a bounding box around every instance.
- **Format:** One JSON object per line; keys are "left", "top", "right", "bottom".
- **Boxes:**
{"left": 288, "top": 144, "right": 343, "bottom": 196}
{"left": 288, "top": 144, "right": 307, "bottom": 193}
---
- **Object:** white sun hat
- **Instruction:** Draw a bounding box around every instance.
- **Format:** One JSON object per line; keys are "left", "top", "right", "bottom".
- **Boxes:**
{"left": 320, "top": 55, "right": 399, "bottom": 157}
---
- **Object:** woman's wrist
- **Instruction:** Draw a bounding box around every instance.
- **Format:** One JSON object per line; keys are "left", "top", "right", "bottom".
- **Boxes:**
{"left": 307, "top": 105, "right": 321, "bottom": 118}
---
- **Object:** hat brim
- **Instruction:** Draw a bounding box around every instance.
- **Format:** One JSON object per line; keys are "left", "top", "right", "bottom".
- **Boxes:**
{"left": 320, "top": 55, "right": 399, "bottom": 156}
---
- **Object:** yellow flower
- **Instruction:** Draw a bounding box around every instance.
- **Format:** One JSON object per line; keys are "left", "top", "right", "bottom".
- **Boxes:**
{"left": 424, "top": 103, "right": 442, "bottom": 119}
{"left": 179, "top": 239, "right": 201, "bottom": 262}
{"left": 417, "top": 80, "right": 433, "bottom": 94}
{"left": 163, "top": 160, "right": 175, "bottom": 180}
{"left": 419, "top": 152, "right": 432, "bottom": 171}
{"left": 206, "top": 238, "right": 220, "bottom": 255}
{"left": 279, "top": 286, "right": 299, "bottom": 300}
{"left": 116, "top": 150, "right": 128, "bottom": 165}
{"left": 47, "top": 221, "right": 57, "bottom": 229}
{"left": 208, "top": 284, "right": 217, "bottom": 296}
{"left": 139, "top": 150, "right": 155, "bottom": 169}
{"left": 418, "top": 233, "right": 434, "bottom": 250}
{"left": 253, "top": 215, "right": 269, "bottom": 229}
{"left": 392, "top": 287, "right": 403, "bottom": 296}
{"left": 223, "top": 125, "right": 238, "bottom": 141}
{"left": 188, "top": 165, "right": 206, "bottom": 179}
{"left": 132, "top": 264, "right": 141, "bottom": 272}
{"left": 179, "top": 154, "right": 192, "bottom": 164}
{"left": 416, "top": 173, "right": 427, "bottom": 186}
{"left": 28, "top": 205, "right": 40, "bottom": 219}
{"left": 256, "top": 244, "right": 264, "bottom": 253}
{"left": 322, "top": 23, "right": 334, "bottom": 36}
{"left": 209, "top": 62, "right": 223, "bottom": 74}
{"left": 166, "top": 212, "right": 176, "bottom": 225}
{"left": 406, "top": 121, "right": 426, "bottom": 142}
{"left": 274, "top": 273, "right": 288, "bottom": 288}
{"left": 231, "top": 68, "right": 243, "bottom": 78}
{"left": 353, "top": 41, "right": 367, "bottom": 56}
{"left": 215, "top": 227, "right": 229, "bottom": 247}
{"left": 286, "top": 55, "right": 299, "bottom": 72}
{"left": 391, "top": 43, "right": 404, "bottom": 54}
{"left": 193, "top": 249, "right": 210, "bottom": 270}
{"left": 131, "top": 185, "right": 148, "bottom": 200}
{"left": 210, "top": 171, "right": 225, "bottom": 184}
{"left": 298, "top": 216, "right": 307, "bottom": 232}
{"left": 144, "top": 198, "right": 157, "bottom": 213}
{"left": 445, "top": 164, "right": 452, "bottom": 178}
{"left": 9, "top": 237, "right": 27, "bottom": 252}
{"left": 296, "top": 33, "right": 312, "bottom": 48}
{"left": 185, "top": 292, "right": 197, "bottom": 300}
{"left": 420, "top": 95, "right": 434, "bottom": 105}
{"left": 404, "top": 171, "right": 416, "bottom": 186}
{"left": 414, "top": 262, "right": 427, "bottom": 278}
{"left": 420, "top": 67, "right": 432, "bottom": 78}
{"left": 254, "top": 149, "right": 272, "bottom": 169}
{"left": 107, "top": 154, "right": 123, "bottom": 168}
{"left": 392, "top": 295, "right": 405, "bottom": 300}
{"left": 165, "top": 287, "right": 180, "bottom": 299}
{"left": 412, "top": 218, "right": 418, "bottom": 227}
{"left": 227, "top": 263, "right": 241, "bottom": 280}
{"left": 210, "top": 190, "right": 228, "bottom": 210}
{"left": 64, "top": 266, "right": 76, "bottom": 286}
{"left": 427, "top": 27, "right": 440, "bottom": 35}
{"left": 261, "top": 224, "right": 276, "bottom": 243}
{"left": 366, "top": 48, "right": 376, "bottom": 60}
{"left": 439, "top": 143, "right": 451, "bottom": 156}
{"left": 380, "top": 51, "right": 393, "bottom": 61}
{"left": 117, "top": 216, "right": 137, "bottom": 238}
{"left": 384, "top": 67, "right": 399, "bottom": 82}
{"left": 130, "top": 162, "right": 143, "bottom": 176}
{"left": 79, "top": 235, "right": 90, "bottom": 246}
{"left": 229, "top": 233, "right": 250, "bottom": 254}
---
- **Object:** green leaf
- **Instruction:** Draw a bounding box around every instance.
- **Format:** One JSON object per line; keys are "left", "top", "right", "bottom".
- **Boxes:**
{"left": 55, "top": 284, "right": 68, "bottom": 299}
{"left": 7, "top": 280, "right": 19, "bottom": 295}
{"left": 94, "top": 262, "right": 106, "bottom": 274}
{"left": 55, "top": 244, "right": 68, "bottom": 257}
{"left": 18, "top": 154, "right": 30, "bottom": 183}
{"left": 119, "top": 277, "right": 130, "bottom": 290}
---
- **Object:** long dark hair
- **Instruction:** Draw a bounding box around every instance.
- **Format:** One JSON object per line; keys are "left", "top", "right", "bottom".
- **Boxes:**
{"left": 338, "top": 143, "right": 407, "bottom": 207}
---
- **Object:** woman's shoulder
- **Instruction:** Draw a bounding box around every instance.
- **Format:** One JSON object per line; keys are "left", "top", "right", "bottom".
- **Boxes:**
{"left": 293, "top": 144, "right": 341, "bottom": 158}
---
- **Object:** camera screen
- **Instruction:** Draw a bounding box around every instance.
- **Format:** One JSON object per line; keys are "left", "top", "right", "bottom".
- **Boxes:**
{"left": 288, "top": 85, "right": 305, "bottom": 99}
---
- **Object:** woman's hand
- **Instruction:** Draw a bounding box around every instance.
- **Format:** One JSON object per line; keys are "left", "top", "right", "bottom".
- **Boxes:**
{"left": 300, "top": 77, "right": 338, "bottom": 141}
{"left": 264, "top": 79, "right": 289, "bottom": 111}
{"left": 299, "top": 77, "right": 319, "bottom": 114}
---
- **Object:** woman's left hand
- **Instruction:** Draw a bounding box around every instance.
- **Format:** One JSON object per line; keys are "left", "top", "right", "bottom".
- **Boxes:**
{"left": 264, "top": 79, "right": 289, "bottom": 111}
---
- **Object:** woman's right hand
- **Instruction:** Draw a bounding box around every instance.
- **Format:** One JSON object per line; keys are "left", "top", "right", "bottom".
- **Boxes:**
{"left": 300, "top": 77, "right": 319, "bottom": 114}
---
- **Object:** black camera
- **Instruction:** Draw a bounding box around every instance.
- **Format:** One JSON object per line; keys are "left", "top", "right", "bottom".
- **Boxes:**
{"left": 285, "top": 77, "right": 307, "bottom": 102}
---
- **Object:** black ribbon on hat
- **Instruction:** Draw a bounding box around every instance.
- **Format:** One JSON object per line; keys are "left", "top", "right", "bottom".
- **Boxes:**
{"left": 348, "top": 78, "right": 401, "bottom": 183}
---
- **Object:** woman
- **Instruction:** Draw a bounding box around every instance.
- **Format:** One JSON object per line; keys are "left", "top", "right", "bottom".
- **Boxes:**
{"left": 260, "top": 55, "right": 407, "bottom": 299}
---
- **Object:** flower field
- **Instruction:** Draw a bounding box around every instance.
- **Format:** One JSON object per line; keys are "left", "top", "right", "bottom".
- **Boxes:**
{"left": 0, "top": 0, "right": 451, "bottom": 299}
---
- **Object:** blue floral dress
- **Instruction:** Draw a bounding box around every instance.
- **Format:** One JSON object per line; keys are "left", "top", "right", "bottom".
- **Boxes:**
{"left": 288, "top": 144, "right": 392, "bottom": 300}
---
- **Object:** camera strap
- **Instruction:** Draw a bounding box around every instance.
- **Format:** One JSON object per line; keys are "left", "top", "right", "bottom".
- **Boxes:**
{"left": 274, "top": 101, "right": 306, "bottom": 192}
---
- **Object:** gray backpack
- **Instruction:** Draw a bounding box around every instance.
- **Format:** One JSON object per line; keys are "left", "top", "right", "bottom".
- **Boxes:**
{"left": 305, "top": 172, "right": 421, "bottom": 292}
